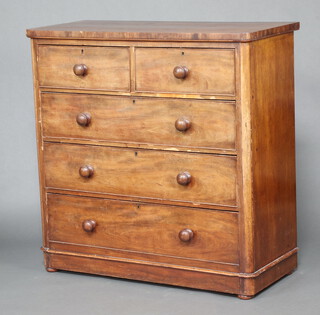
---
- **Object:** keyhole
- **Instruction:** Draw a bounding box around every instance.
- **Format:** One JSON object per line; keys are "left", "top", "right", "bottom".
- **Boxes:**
{"left": 81, "top": 49, "right": 84, "bottom": 54}
{"left": 181, "top": 51, "right": 185, "bottom": 56}
{"left": 135, "top": 151, "right": 138, "bottom": 156}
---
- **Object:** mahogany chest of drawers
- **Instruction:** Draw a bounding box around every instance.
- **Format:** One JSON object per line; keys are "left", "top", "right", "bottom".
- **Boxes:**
{"left": 27, "top": 21, "right": 300, "bottom": 299}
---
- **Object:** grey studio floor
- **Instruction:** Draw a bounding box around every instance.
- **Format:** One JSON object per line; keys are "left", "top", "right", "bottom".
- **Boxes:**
{"left": 1, "top": 220, "right": 319, "bottom": 315}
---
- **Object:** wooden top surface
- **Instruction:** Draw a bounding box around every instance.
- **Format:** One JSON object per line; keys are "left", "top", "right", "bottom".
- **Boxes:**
{"left": 26, "top": 20, "right": 299, "bottom": 42}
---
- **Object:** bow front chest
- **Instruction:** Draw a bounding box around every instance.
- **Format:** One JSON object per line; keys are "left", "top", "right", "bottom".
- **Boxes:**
{"left": 27, "top": 21, "right": 299, "bottom": 299}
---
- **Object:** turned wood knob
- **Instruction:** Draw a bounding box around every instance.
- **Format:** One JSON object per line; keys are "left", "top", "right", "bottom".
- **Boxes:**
{"left": 176, "top": 171, "right": 192, "bottom": 186}
{"left": 82, "top": 219, "right": 96, "bottom": 232}
{"left": 73, "top": 64, "right": 88, "bottom": 76}
{"left": 76, "top": 113, "right": 91, "bottom": 127}
{"left": 179, "top": 228, "right": 194, "bottom": 242}
{"left": 175, "top": 118, "right": 191, "bottom": 132}
{"left": 173, "top": 66, "right": 189, "bottom": 79}
{"left": 79, "top": 165, "right": 94, "bottom": 178}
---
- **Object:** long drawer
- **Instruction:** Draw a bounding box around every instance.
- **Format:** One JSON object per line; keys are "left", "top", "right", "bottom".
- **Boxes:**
{"left": 47, "top": 194, "right": 239, "bottom": 266}
{"left": 43, "top": 143, "right": 237, "bottom": 208}
{"left": 37, "top": 45, "right": 130, "bottom": 91}
{"left": 41, "top": 93, "right": 236, "bottom": 152}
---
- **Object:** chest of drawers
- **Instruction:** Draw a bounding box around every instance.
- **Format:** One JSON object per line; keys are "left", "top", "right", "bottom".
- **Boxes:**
{"left": 27, "top": 21, "right": 299, "bottom": 299}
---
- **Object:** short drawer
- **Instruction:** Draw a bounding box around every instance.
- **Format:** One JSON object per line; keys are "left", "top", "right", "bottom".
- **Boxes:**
{"left": 135, "top": 48, "right": 235, "bottom": 95}
{"left": 47, "top": 194, "right": 239, "bottom": 265}
{"left": 41, "top": 93, "right": 236, "bottom": 152}
{"left": 43, "top": 143, "right": 237, "bottom": 207}
{"left": 37, "top": 45, "right": 130, "bottom": 91}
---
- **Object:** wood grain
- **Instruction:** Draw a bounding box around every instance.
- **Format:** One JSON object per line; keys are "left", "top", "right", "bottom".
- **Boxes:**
{"left": 135, "top": 48, "right": 235, "bottom": 95}
{"left": 249, "top": 33, "right": 297, "bottom": 270}
{"left": 31, "top": 39, "right": 49, "bottom": 249}
{"left": 46, "top": 252, "right": 240, "bottom": 294}
{"left": 38, "top": 45, "right": 130, "bottom": 91}
{"left": 43, "top": 246, "right": 297, "bottom": 296}
{"left": 28, "top": 21, "right": 300, "bottom": 298}
{"left": 49, "top": 241, "right": 239, "bottom": 272}
{"left": 41, "top": 93, "right": 236, "bottom": 151}
{"left": 26, "top": 20, "right": 300, "bottom": 42}
{"left": 238, "top": 42, "right": 255, "bottom": 273}
{"left": 47, "top": 194, "right": 239, "bottom": 265}
{"left": 43, "top": 143, "right": 237, "bottom": 207}
{"left": 240, "top": 252, "right": 297, "bottom": 296}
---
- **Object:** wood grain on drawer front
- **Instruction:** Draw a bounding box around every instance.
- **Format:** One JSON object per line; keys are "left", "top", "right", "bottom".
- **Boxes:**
{"left": 37, "top": 45, "right": 130, "bottom": 91}
{"left": 135, "top": 48, "right": 235, "bottom": 95}
{"left": 43, "top": 143, "right": 237, "bottom": 207}
{"left": 41, "top": 93, "right": 236, "bottom": 151}
{"left": 47, "top": 194, "right": 239, "bottom": 265}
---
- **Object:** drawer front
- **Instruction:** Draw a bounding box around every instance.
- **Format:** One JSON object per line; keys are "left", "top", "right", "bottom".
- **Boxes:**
{"left": 41, "top": 93, "right": 236, "bottom": 151}
{"left": 48, "top": 194, "right": 239, "bottom": 265}
{"left": 44, "top": 143, "right": 237, "bottom": 207}
{"left": 37, "top": 45, "right": 130, "bottom": 91}
{"left": 135, "top": 48, "right": 235, "bottom": 95}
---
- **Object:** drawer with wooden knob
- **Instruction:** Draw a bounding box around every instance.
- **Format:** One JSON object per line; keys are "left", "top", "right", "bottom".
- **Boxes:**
{"left": 47, "top": 194, "right": 239, "bottom": 268}
{"left": 41, "top": 92, "right": 236, "bottom": 152}
{"left": 135, "top": 48, "right": 235, "bottom": 96}
{"left": 37, "top": 45, "right": 130, "bottom": 91}
{"left": 43, "top": 142, "right": 237, "bottom": 208}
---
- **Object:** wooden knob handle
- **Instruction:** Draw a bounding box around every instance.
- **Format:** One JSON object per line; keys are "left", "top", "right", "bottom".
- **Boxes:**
{"left": 76, "top": 113, "right": 91, "bottom": 127}
{"left": 82, "top": 219, "right": 96, "bottom": 232}
{"left": 173, "top": 66, "right": 189, "bottom": 79}
{"left": 176, "top": 171, "right": 192, "bottom": 186}
{"left": 73, "top": 64, "right": 88, "bottom": 76}
{"left": 179, "top": 228, "right": 194, "bottom": 242}
{"left": 175, "top": 118, "right": 191, "bottom": 132}
{"left": 79, "top": 165, "right": 94, "bottom": 178}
